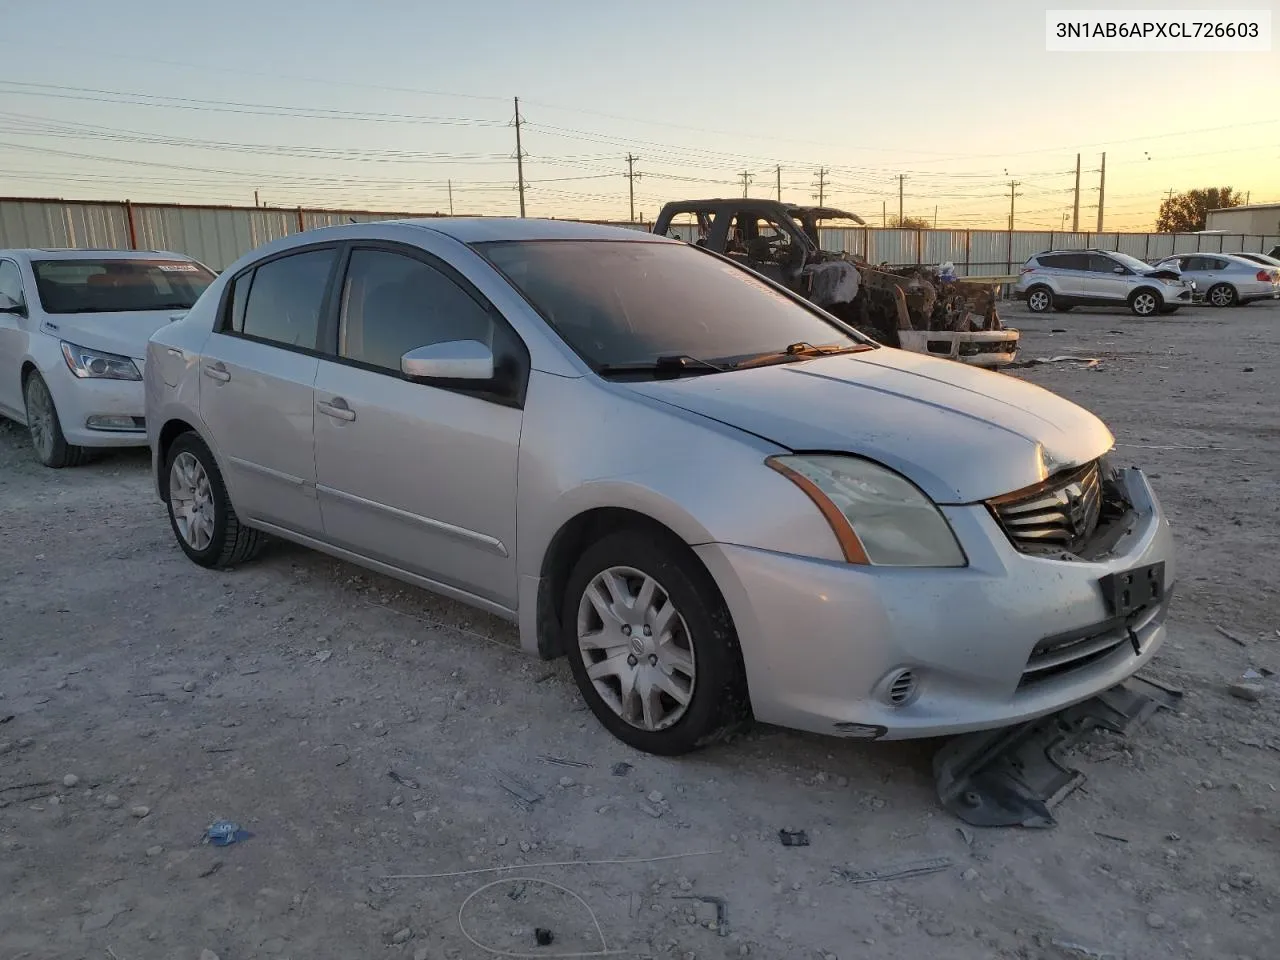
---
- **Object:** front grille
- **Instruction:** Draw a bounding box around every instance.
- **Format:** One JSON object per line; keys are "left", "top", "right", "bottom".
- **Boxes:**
{"left": 989, "top": 461, "right": 1102, "bottom": 554}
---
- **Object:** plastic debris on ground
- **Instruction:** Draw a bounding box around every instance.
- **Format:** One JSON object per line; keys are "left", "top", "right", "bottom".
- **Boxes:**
{"left": 204, "top": 820, "right": 252, "bottom": 847}
{"left": 778, "top": 828, "right": 810, "bottom": 847}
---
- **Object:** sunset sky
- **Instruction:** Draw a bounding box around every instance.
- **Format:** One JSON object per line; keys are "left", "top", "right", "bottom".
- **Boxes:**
{"left": 2, "top": 0, "right": 1276, "bottom": 230}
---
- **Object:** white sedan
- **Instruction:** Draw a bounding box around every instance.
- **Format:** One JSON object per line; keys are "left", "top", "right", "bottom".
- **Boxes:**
{"left": 0, "top": 248, "right": 216, "bottom": 466}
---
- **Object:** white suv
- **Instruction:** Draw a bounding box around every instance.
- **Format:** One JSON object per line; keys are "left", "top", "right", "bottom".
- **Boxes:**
{"left": 1015, "top": 249, "right": 1198, "bottom": 317}
{"left": 0, "top": 249, "right": 216, "bottom": 467}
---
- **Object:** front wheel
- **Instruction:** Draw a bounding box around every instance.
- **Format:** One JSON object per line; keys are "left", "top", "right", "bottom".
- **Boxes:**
{"left": 1128, "top": 289, "right": 1162, "bottom": 317}
{"left": 1207, "top": 283, "right": 1237, "bottom": 308}
{"left": 562, "top": 529, "right": 749, "bottom": 755}
{"left": 24, "top": 371, "right": 89, "bottom": 468}
{"left": 164, "top": 432, "right": 264, "bottom": 568}
{"left": 1025, "top": 287, "right": 1053, "bottom": 313}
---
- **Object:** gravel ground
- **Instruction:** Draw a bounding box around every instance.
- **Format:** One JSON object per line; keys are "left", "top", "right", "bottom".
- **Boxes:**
{"left": 1, "top": 300, "right": 1277, "bottom": 960}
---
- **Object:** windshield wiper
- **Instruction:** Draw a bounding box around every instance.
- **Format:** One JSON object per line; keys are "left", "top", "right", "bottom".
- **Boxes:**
{"left": 729, "top": 341, "right": 874, "bottom": 370}
{"left": 597, "top": 354, "right": 726, "bottom": 379}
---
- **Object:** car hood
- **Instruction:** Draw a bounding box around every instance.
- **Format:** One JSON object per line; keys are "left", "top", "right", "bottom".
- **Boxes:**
{"left": 40, "top": 311, "right": 184, "bottom": 360}
{"left": 624, "top": 348, "right": 1115, "bottom": 504}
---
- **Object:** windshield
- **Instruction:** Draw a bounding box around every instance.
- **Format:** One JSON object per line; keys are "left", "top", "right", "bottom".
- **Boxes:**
{"left": 1110, "top": 252, "right": 1157, "bottom": 273}
{"left": 476, "top": 240, "right": 866, "bottom": 370}
{"left": 32, "top": 259, "right": 216, "bottom": 314}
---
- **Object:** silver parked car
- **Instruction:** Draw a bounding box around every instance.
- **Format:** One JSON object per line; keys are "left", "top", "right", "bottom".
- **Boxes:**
{"left": 145, "top": 219, "right": 1175, "bottom": 755}
{"left": 1015, "top": 249, "right": 1197, "bottom": 316}
{"left": 1228, "top": 251, "right": 1280, "bottom": 271}
{"left": 1152, "top": 253, "right": 1280, "bottom": 307}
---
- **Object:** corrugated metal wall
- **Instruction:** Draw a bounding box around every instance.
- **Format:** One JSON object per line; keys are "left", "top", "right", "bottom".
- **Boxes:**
{"left": 2, "top": 197, "right": 1277, "bottom": 274}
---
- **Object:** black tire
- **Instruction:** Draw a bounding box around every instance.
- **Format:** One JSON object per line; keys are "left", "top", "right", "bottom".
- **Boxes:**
{"left": 1052, "top": 305, "right": 1074, "bottom": 313}
{"left": 1128, "top": 288, "right": 1162, "bottom": 317}
{"left": 162, "top": 431, "right": 264, "bottom": 568}
{"left": 1207, "top": 283, "right": 1237, "bottom": 308}
{"left": 23, "top": 370, "right": 90, "bottom": 468}
{"left": 561, "top": 527, "right": 750, "bottom": 755}
{"left": 1025, "top": 286, "right": 1053, "bottom": 313}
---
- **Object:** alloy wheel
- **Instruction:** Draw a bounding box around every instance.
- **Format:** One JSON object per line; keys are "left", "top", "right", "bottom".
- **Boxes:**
{"left": 1132, "top": 292, "right": 1158, "bottom": 316}
{"left": 25, "top": 376, "right": 56, "bottom": 463}
{"left": 1027, "top": 290, "right": 1050, "bottom": 312}
{"left": 169, "top": 451, "right": 216, "bottom": 551}
{"left": 575, "top": 565, "right": 696, "bottom": 732}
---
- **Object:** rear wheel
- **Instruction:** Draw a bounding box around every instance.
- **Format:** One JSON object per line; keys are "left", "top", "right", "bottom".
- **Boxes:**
{"left": 1207, "top": 283, "right": 1237, "bottom": 308}
{"left": 1128, "top": 288, "right": 1162, "bottom": 317}
{"left": 24, "top": 371, "right": 89, "bottom": 468}
{"left": 1026, "top": 286, "right": 1053, "bottom": 313}
{"left": 164, "top": 432, "right": 264, "bottom": 568}
{"left": 562, "top": 528, "right": 749, "bottom": 755}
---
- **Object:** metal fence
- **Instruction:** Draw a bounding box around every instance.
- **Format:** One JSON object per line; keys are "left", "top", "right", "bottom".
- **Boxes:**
{"left": 3, "top": 196, "right": 1278, "bottom": 274}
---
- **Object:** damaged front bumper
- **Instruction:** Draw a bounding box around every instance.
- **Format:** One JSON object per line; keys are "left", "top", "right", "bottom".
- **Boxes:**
{"left": 696, "top": 467, "right": 1174, "bottom": 741}
{"left": 897, "top": 329, "right": 1021, "bottom": 368}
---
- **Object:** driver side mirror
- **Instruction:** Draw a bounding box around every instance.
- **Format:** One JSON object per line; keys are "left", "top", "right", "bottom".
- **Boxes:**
{"left": 1113, "top": 266, "right": 1125, "bottom": 274}
{"left": 0, "top": 295, "right": 26, "bottom": 317}
{"left": 401, "top": 340, "right": 494, "bottom": 381}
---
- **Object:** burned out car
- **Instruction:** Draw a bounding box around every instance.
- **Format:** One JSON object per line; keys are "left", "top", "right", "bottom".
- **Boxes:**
{"left": 653, "top": 199, "right": 1020, "bottom": 368}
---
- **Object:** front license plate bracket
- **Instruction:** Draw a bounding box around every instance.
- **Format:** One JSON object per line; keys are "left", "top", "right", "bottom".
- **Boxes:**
{"left": 1099, "top": 561, "right": 1165, "bottom": 619}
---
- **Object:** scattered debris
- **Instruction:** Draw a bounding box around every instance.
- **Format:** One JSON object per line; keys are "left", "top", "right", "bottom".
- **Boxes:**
{"left": 313, "top": 650, "right": 333, "bottom": 664}
{"left": 1032, "top": 355, "right": 1101, "bottom": 366}
{"left": 1228, "top": 682, "right": 1265, "bottom": 702}
{"left": 538, "top": 755, "right": 591, "bottom": 768}
{"left": 647, "top": 790, "right": 665, "bottom": 804}
{"left": 458, "top": 878, "right": 611, "bottom": 959}
{"left": 934, "top": 676, "right": 1181, "bottom": 828}
{"left": 61, "top": 774, "right": 79, "bottom": 788}
{"left": 204, "top": 820, "right": 252, "bottom": 847}
{"left": 777, "top": 829, "right": 810, "bottom": 847}
{"left": 534, "top": 928, "right": 554, "bottom": 946}
{"left": 611, "top": 762, "right": 633, "bottom": 777}
{"left": 834, "top": 857, "right": 953, "bottom": 884}
{"left": 955, "top": 826, "right": 974, "bottom": 847}
{"left": 1094, "top": 831, "right": 1129, "bottom": 844}
{"left": 672, "top": 894, "right": 729, "bottom": 936}
{"left": 558, "top": 776, "right": 575, "bottom": 788}
{"left": 639, "top": 801, "right": 665, "bottom": 819}
{"left": 496, "top": 773, "right": 544, "bottom": 807}
{"left": 390, "top": 928, "right": 412, "bottom": 945}
{"left": 1216, "top": 624, "right": 1249, "bottom": 646}
{"left": 197, "top": 861, "right": 223, "bottom": 879}
{"left": 388, "top": 770, "right": 420, "bottom": 790}
{"left": 0, "top": 715, "right": 12, "bottom": 724}
{"left": 130, "top": 805, "right": 151, "bottom": 819}
{"left": 383, "top": 849, "right": 719, "bottom": 881}
{"left": 182, "top": 681, "right": 197, "bottom": 692}
{"left": 1050, "top": 938, "right": 1116, "bottom": 959}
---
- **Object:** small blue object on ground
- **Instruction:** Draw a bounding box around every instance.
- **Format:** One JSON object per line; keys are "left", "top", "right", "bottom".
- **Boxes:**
{"left": 205, "top": 820, "right": 252, "bottom": 846}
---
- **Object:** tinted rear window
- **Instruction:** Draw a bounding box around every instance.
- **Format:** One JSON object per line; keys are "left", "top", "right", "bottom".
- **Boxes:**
{"left": 476, "top": 239, "right": 864, "bottom": 368}
{"left": 32, "top": 259, "right": 215, "bottom": 315}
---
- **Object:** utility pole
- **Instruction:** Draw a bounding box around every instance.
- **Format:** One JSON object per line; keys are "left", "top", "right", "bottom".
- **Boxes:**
{"left": 448, "top": 180, "right": 454, "bottom": 216}
{"left": 1245, "top": 190, "right": 1250, "bottom": 204}
{"left": 812, "top": 167, "right": 828, "bottom": 206}
{"left": 625, "top": 154, "right": 642, "bottom": 223}
{"left": 898, "top": 174, "right": 906, "bottom": 225}
{"left": 1009, "top": 180, "right": 1021, "bottom": 230}
{"left": 1096, "top": 151, "right": 1106, "bottom": 232}
{"left": 882, "top": 200, "right": 886, "bottom": 227}
{"left": 738, "top": 170, "right": 752, "bottom": 197}
{"left": 933, "top": 205, "right": 938, "bottom": 228}
{"left": 775, "top": 164, "right": 782, "bottom": 201}
{"left": 513, "top": 96, "right": 527, "bottom": 218}
{"left": 1072, "top": 153, "right": 1081, "bottom": 231}
{"left": 254, "top": 189, "right": 259, "bottom": 208}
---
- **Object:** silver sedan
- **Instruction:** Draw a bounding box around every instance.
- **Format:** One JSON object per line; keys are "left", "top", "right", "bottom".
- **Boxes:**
{"left": 1154, "top": 253, "right": 1280, "bottom": 306}
{"left": 145, "top": 218, "right": 1175, "bottom": 755}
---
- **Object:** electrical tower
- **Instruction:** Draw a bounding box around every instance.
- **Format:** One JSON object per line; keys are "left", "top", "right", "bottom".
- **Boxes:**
{"left": 812, "top": 168, "right": 828, "bottom": 206}
{"left": 513, "top": 97, "right": 527, "bottom": 218}
{"left": 625, "top": 154, "right": 642, "bottom": 223}
{"left": 738, "top": 171, "right": 753, "bottom": 197}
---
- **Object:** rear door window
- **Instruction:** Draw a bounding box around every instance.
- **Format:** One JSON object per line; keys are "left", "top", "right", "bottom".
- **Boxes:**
{"left": 236, "top": 249, "right": 336, "bottom": 350}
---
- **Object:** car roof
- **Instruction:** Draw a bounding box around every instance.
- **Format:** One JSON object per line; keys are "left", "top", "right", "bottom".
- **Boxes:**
{"left": 396, "top": 217, "right": 671, "bottom": 245}
{"left": 0, "top": 247, "right": 192, "bottom": 260}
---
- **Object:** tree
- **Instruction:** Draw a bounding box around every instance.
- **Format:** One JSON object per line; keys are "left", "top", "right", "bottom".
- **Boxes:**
{"left": 886, "top": 215, "right": 931, "bottom": 230}
{"left": 1156, "top": 187, "right": 1243, "bottom": 233}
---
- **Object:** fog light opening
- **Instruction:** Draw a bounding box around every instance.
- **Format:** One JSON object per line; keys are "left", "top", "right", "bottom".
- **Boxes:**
{"left": 86, "top": 415, "right": 145, "bottom": 432}
{"left": 882, "top": 668, "right": 919, "bottom": 707}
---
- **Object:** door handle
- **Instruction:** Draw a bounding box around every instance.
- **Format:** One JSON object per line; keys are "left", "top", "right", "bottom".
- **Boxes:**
{"left": 167, "top": 348, "right": 184, "bottom": 359}
{"left": 202, "top": 362, "right": 231, "bottom": 383}
{"left": 316, "top": 397, "right": 356, "bottom": 422}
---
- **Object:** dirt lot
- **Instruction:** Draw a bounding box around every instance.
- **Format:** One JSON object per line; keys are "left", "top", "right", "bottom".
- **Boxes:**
{"left": 1, "top": 300, "right": 1277, "bottom": 960}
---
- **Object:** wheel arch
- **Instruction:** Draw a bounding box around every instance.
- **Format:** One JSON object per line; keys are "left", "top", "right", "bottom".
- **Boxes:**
{"left": 532, "top": 505, "right": 727, "bottom": 662}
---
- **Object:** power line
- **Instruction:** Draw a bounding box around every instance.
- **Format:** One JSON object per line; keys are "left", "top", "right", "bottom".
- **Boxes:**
{"left": 625, "top": 154, "right": 642, "bottom": 222}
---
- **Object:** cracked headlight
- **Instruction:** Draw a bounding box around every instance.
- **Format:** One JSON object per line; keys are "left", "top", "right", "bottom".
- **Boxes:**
{"left": 767, "top": 454, "right": 967, "bottom": 567}
{"left": 61, "top": 342, "right": 142, "bottom": 381}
